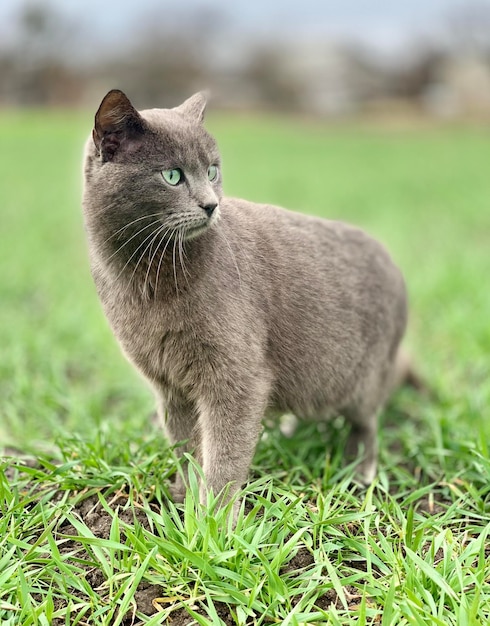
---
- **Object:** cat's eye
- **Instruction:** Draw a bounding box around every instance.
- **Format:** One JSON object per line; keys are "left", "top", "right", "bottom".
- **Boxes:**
{"left": 162, "top": 168, "right": 183, "bottom": 185}
{"left": 207, "top": 165, "right": 219, "bottom": 182}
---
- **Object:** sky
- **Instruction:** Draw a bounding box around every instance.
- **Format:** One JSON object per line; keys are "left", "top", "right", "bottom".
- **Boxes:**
{"left": 0, "top": 0, "right": 487, "bottom": 58}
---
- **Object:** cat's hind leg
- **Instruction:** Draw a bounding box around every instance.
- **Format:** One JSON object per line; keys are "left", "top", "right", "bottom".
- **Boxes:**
{"left": 344, "top": 410, "right": 378, "bottom": 485}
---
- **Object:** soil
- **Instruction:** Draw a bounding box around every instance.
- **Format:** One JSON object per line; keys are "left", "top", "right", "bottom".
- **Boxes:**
{"left": 44, "top": 493, "right": 164, "bottom": 626}
{"left": 1, "top": 450, "right": 453, "bottom": 625}
{"left": 27, "top": 489, "right": 372, "bottom": 625}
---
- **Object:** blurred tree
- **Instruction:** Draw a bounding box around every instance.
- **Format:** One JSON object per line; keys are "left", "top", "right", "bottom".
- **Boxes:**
{"left": 92, "top": 6, "right": 223, "bottom": 108}
{"left": 1, "top": 0, "right": 489, "bottom": 119}
{"left": 446, "top": 2, "right": 490, "bottom": 58}
{"left": 0, "top": 2, "right": 81, "bottom": 105}
{"left": 242, "top": 44, "right": 303, "bottom": 112}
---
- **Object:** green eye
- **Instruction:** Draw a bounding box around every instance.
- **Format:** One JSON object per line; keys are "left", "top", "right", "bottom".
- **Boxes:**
{"left": 162, "top": 168, "right": 182, "bottom": 185}
{"left": 207, "top": 165, "right": 219, "bottom": 182}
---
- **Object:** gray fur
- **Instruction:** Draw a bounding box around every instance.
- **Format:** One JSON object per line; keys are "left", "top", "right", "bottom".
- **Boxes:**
{"left": 82, "top": 90, "right": 408, "bottom": 514}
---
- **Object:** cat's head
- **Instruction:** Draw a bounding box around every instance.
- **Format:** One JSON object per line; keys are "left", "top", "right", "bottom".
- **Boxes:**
{"left": 83, "top": 89, "right": 222, "bottom": 249}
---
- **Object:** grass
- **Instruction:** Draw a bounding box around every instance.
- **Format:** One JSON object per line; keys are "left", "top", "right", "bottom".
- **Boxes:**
{"left": 1, "top": 109, "right": 489, "bottom": 625}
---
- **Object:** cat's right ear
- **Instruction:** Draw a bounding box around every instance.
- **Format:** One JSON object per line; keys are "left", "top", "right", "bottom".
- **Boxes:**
{"left": 93, "top": 90, "right": 145, "bottom": 161}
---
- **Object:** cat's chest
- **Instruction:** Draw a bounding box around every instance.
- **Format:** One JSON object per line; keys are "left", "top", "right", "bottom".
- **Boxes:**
{"left": 101, "top": 286, "right": 202, "bottom": 386}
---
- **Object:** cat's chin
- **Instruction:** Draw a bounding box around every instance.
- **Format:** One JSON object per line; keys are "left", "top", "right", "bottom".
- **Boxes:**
{"left": 184, "top": 224, "right": 209, "bottom": 240}
{"left": 184, "top": 213, "right": 220, "bottom": 241}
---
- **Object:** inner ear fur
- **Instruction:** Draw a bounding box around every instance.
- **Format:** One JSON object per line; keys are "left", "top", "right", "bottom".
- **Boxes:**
{"left": 93, "top": 89, "right": 145, "bottom": 161}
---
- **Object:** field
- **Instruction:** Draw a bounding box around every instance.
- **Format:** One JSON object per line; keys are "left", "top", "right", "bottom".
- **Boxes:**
{"left": 1, "top": 109, "right": 489, "bottom": 625}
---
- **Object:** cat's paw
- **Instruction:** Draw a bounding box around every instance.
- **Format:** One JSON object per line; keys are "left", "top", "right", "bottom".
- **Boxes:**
{"left": 345, "top": 423, "right": 377, "bottom": 486}
{"left": 168, "top": 478, "right": 186, "bottom": 503}
{"left": 354, "top": 458, "right": 377, "bottom": 486}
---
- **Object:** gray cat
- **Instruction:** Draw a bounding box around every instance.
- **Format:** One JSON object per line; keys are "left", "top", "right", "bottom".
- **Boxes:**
{"left": 82, "top": 90, "right": 408, "bottom": 515}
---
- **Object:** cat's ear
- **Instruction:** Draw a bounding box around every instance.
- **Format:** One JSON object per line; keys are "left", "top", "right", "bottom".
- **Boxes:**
{"left": 93, "top": 90, "right": 145, "bottom": 161}
{"left": 175, "top": 92, "right": 207, "bottom": 123}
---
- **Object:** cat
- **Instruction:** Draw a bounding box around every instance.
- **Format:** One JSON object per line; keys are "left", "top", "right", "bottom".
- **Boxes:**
{"left": 82, "top": 89, "right": 408, "bottom": 517}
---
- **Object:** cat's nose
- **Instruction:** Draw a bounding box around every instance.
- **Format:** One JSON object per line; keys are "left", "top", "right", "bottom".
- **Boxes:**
{"left": 201, "top": 202, "right": 218, "bottom": 217}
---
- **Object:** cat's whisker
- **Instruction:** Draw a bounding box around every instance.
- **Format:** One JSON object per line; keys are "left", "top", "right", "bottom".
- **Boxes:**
{"left": 218, "top": 228, "right": 241, "bottom": 287}
{"left": 172, "top": 232, "right": 179, "bottom": 296}
{"left": 141, "top": 224, "right": 168, "bottom": 298}
{"left": 144, "top": 226, "right": 172, "bottom": 297}
{"left": 142, "top": 230, "right": 161, "bottom": 297}
{"left": 182, "top": 230, "right": 191, "bottom": 280}
{"left": 178, "top": 228, "right": 191, "bottom": 286}
{"left": 102, "top": 212, "right": 162, "bottom": 246}
{"left": 181, "top": 234, "right": 190, "bottom": 263}
{"left": 155, "top": 227, "right": 177, "bottom": 299}
{"left": 116, "top": 225, "right": 160, "bottom": 277}
{"left": 127, "top": 223, "right": 168, "bottom": 296}
{"left": 106, "top": 218, "right": 162, "bottom": 263}
{"left": 114, "top": 221, "right": 164, "bottom": 287}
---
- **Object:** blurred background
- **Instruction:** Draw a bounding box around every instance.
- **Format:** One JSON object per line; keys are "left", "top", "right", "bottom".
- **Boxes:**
{"left": 1, "top": 0, "right": 490, "bottom": 120}
{"left": 1, "top": 0, "right": 489, "bottom": 452}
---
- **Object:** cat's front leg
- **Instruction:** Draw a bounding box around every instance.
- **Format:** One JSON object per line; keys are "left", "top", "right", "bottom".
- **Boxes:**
{"left": 157, "top": 390, "right": 200, "bottom": 503}
{"left": 197, "top": 381, "right": 270, "bottom": 520}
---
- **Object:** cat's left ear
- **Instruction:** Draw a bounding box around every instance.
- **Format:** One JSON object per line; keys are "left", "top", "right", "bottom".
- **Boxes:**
{"left": 175, "top": 92, "right": 207, "bottom": 123}
{"left": 93, "top": 89, "right": 145, "bottom": 161}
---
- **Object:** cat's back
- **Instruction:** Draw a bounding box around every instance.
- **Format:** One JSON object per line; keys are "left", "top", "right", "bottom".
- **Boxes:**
{"left": 221, "top": 196, "right": 405, "bottom": 298}
{"left": 220, "top": 195, "right": 407, "bottom": 358}
{"left": 216, "top": 196, "right": 407, "bottom": 416}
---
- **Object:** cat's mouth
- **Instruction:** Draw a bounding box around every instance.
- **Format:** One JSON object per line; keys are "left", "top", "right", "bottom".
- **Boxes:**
{"left": 183, "top": 209, "right": 220, "bottom": 240}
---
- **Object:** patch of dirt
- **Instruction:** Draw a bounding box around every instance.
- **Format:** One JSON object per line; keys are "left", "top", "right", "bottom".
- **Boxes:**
{"left": 280, "top": 546, "right": 368, "bottom": 616}
{"left": 166, "top": 601, "right": 237, "bottom": 626}
{"left": 132, "top": 583, "right": 165, "bottom": 617}
{"left": 280, "top": 546, "right": 315, "bottom": 574}
{"left": 314, "top": 585, "right": 364, "bottom": 611}
{"left": 65, "top": 492, "right": 152, "bottom": 537}
{"left": 35, "top": 492, "right": 163, "bottom": 626}
{"left": 47, "top": 496, "right": 370, "bottom": 625}
{"left": 6, "top": 458, "right": 461, "bottom": 625}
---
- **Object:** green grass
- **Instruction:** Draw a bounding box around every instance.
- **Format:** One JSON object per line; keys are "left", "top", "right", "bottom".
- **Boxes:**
{"left": 1, "top": 110, "right": 489, "bottom": 625}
